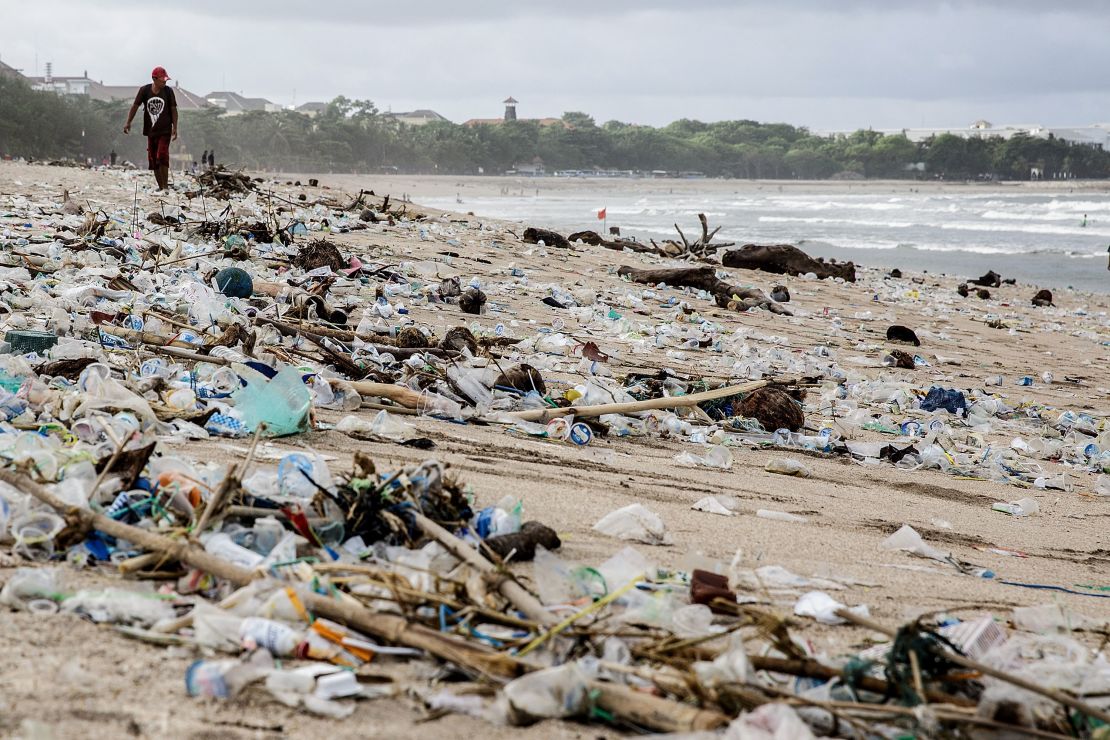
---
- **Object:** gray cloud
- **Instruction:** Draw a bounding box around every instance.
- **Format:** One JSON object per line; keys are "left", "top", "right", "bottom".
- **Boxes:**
{"left": 1, "top": 0, "right": 1108, "bottom": 128}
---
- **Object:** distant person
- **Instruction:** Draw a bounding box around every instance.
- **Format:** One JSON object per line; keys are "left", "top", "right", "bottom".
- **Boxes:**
{"left": 110, "top": 149, "right": 117, "bottom": 166}
{"left": 201, "top": 149, "right": 208, "bottom": 169}
{"left": 208, "top": 150, "right": 215, "bottom": 168}
{"left": 1081, "top": 213, "right": 1088, "bottom": 228}
{"left": 122, "top": 66, "right": 178, "bottom": 190}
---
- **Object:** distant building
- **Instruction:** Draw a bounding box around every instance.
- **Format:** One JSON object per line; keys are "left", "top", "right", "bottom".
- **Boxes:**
{"left": 27, "top": 64, "right": 92, "bottom": 95}
{"left": 509, "top": 156, "right": 545, "bottom": 176}
{"left": 383, "top": 109, "right": 449, "bottom": 126}
{"left": 815, "top": 120, "right": 1110, "bottom": 149}
{"left": 295, "top": 101, "right": 327, "bottom": 117}
{"left": 0, "top": 57, "right": 24, "bottom": 80}
{"left": 463, "top": 96, "right": 564, "bottom": 128}
{"left": 204, "top": 90, "right": 281, "bottom": 115}
{"left": 23, "top": 64, "right": 208, "bottom": 110}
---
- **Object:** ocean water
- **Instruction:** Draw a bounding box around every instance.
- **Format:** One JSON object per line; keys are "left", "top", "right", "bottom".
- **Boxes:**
{"left": 420, "top": 186, "right": 1110, "bottom": 293}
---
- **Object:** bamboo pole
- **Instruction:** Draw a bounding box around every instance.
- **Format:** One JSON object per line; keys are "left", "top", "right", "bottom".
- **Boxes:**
{"left": 505, "top": 377, "right": 787, "bottom": 423}
{"left": 97, "top": 324, "right": 200, "bottom": 349}
{"left": 349, "top": 380, "right": 450, "bottom": 410}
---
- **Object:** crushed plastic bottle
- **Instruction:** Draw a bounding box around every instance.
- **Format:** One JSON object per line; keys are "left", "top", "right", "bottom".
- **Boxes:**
{"left": 764, "top": 458, "right": 813, "bottom": 477}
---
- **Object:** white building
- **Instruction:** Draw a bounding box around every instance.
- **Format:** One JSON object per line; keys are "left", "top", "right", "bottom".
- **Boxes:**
{"left": 815, "top": 120, "right": 1110, "bottom": 149}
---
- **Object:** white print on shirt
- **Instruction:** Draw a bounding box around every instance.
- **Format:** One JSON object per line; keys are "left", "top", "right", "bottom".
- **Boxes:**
{"left": 147, "top": 97, "right": 165, "bottom": 128}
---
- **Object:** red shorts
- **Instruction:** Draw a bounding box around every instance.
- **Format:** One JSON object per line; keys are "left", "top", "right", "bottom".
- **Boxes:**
{"left": 147, "top": 133, "right": 171, "bottom": 170}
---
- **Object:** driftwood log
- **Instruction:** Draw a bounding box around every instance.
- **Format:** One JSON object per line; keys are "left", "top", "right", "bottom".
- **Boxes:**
{"left": 567, "top": 230, "right": 658, "bottom": 254}
{"left": 651, "top": 213, "right": 735, "bottom": 260}
{"left": 722, "top": 244, "right": 856, "bottom": 282}
{"left": 617, "top": 265, "right": 791, "bottom": 315}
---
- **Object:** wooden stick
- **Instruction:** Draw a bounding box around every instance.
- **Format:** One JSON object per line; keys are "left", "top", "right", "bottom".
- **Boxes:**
{"left": 412, "top": 513, "right": 556, "bottom": 627}
{"left": 117, "top": 551, "right": 166, "bottom": 575}
{"left": 193, "top": 424, "right": 264, "bottom": 536}
{"left": 88, "top": 433, "right": 129, "bottom": 504}
{"left": 350, "top": 380, "right": 450, "bottom": 410}
{"left": 146, "top": 344, "right": 231, "bottom": 365}
{"left": 834, "top": 608, "right": 1110, "bottom": 725}
{"left": 506, "top": 377, "right": 787, "bottom": 423}
{"left": 748, "top": 654, "right": 970, "bottom": 707}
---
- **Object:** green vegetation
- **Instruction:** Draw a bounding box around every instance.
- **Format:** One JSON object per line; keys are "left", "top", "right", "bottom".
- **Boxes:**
{"left": 4, "top": 76, "right": 1110, "bottom": 179}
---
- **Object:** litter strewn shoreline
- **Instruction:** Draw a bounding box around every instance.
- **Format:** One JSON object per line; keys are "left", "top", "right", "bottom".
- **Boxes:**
{"left": 0, "top": 161, "right": 1108, "bottom": 738}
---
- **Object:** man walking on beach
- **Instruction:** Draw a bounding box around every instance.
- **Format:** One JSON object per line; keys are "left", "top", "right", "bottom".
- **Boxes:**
{"left": 122, "top": 66, "right": 178, "bottom": 190}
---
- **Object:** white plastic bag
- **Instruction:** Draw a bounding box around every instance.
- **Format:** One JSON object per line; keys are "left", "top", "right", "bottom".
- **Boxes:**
{"left": 593, "top": 504, "right": 669, "bottom": 545}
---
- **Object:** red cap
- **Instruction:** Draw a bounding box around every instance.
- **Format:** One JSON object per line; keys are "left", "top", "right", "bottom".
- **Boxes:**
{"left": 151, "top": 66, "right": 170, "bottom": 81}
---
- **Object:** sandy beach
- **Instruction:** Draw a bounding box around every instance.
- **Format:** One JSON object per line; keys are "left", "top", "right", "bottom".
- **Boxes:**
{"left": 1, "top": 161, "right": 1108, "bottom": 738}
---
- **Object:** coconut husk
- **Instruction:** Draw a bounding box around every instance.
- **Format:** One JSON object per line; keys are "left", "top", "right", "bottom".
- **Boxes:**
{"left": 438, "top": 277, "right": 462, "bottom": 299}
{"left": 481, "top": 521, "right": 561, "bottom": 562}
{"left": 95, "top": 441, "right": 157, "bottom": 491}
{"left": 971, "top": 270, "right": 1002, "bottom": 287}
{"left": 736, "top": 387, "right": 805, "bottom": 432}
{"left": 396, "top": 327, "right": 429, "bottom": 349}
{"left": 1032, "top": 289, "right": 1053, "bottom": 307}
{"left": 494, "top": 364, "right": 546, "bottom": 395}
{"left": 957, "top": 283, "right": 970, "bottom": 298}
{"left": 888, "top": 349, "right": 916, "bottom": 370}
{"left": 459, "top": 288, "right": 487, "bottom": 315}
{"left": 207, "top": 322, "right": 247, "bottom": 348}
{"left": 977, "top": 288, "right": 991, "bottom": 300}
{"left": 294, "top": 239, "right": 346, "bottom": 272}
{"left": 886, "top": 325, "right": 920, "bottom": 346}
{"left": 440, "top": 326, "right": 478, "bottom": 355}
{"left": 35, "top": 356, "right": 97, "bottom": 380}
{"left": 522, "top": 227, "right": 570, "bottom": 249}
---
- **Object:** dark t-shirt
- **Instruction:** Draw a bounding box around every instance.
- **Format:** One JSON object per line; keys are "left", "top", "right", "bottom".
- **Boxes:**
{"left": 134, "top": 84, "right": 177, "bottom": 137}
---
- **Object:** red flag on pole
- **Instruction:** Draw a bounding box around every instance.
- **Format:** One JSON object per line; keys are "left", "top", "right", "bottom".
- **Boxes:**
{"left": 597, "top": 207, "right": 606, "bottom": 220}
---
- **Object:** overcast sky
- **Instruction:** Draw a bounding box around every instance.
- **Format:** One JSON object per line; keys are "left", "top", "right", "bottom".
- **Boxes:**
{"left": 2, "top": 0, "right": 1108, "bottom": 130}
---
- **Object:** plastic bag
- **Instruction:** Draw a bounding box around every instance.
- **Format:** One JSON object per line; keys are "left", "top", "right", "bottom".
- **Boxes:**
{"left": 879, "top": 524, "right": 950, "bottom": 563}
{"left": 725, "top": 703, "right": 815, "bottom": 740}
{"left": 502, "top": 661, "right": 592, "bottom": 725}
{"left": 231, "top": 363, "right": 311, "bottom": 437}
{"left": 61, "top": 587, "right": 175, "bottom": 626}
{"left": 593, "top": 503, "right": 669, "bottom": 545}
{"left": 337, "top": 410, "right": 414, "bottom": 442}
{"left": 674, "top": 445, "right": 733, "bottom": 470}
{"left": 793, "top": 590, "right": 868, "bottom": 625}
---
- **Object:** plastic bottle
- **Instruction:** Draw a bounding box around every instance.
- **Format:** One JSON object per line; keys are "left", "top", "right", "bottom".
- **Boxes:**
{"left": 202, "top": 532, "right": 265, "bottom": 570}
{"left": 239, "top": 617, "right": 307, "bottom": 656}
{"left": 764, "top": 458, "right": 813, "bottom": 478}
{"left": 991, "top": 497, "right": 1039, "bottom": 517}
{"left": 252, "top": 516, "right": 284, "bottom": 555}
{"left": 185, "top": 650, "right": 274, "bottom": 699}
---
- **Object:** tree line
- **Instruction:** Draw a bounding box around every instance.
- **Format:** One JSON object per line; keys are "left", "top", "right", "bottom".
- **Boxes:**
{"left": 3, "top": 76, "right": 1110, "bottom": 180}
